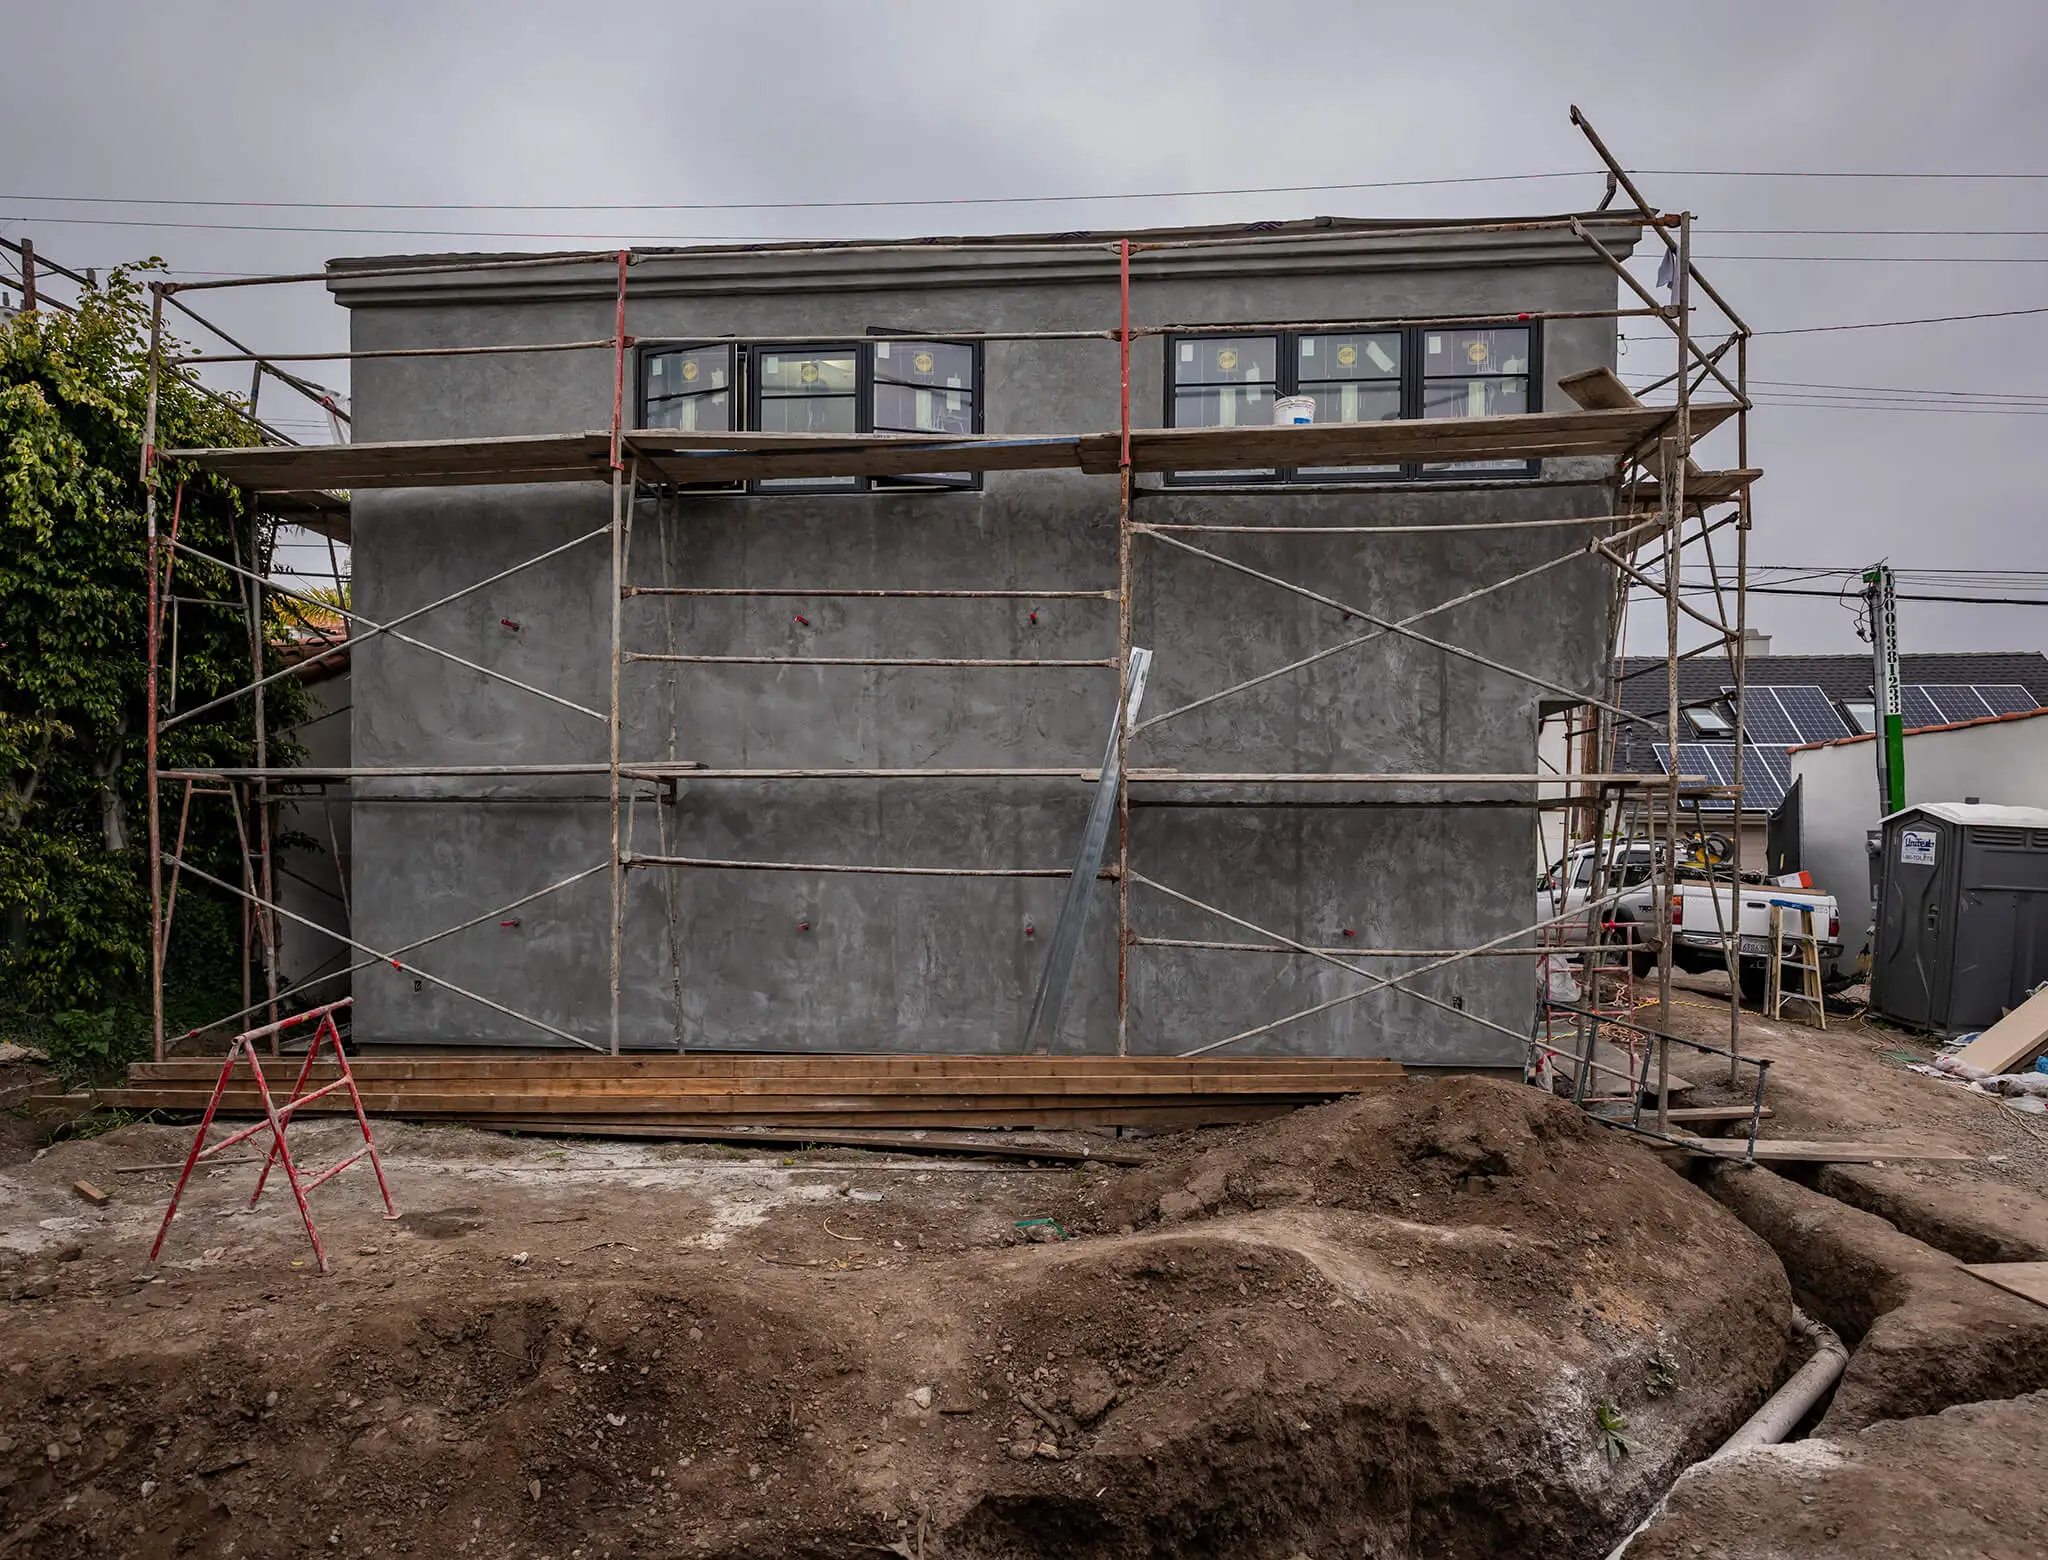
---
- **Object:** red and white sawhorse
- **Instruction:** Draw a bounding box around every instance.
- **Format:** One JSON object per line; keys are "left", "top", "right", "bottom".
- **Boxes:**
{"left": 150, "top": 997, "right": 397, "bottom": 1273}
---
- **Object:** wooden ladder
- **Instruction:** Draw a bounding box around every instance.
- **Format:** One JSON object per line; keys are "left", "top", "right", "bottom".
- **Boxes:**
{"left": 1766, "top": 903, "right": 1827, "bottom": 1029}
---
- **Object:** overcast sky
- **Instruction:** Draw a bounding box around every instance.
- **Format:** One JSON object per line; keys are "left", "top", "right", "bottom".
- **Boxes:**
{"left": 4, "top": 1, "right": 2045, "bottom": 657}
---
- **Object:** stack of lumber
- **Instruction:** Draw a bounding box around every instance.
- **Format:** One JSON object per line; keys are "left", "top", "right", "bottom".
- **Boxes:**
{"left": 102, "top": 1053, "right": 1404, "bottom": 1133}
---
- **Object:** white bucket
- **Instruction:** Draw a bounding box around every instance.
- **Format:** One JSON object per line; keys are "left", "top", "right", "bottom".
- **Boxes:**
{"left": 1273, "top": 395, "right": 1315, "bottom": 426}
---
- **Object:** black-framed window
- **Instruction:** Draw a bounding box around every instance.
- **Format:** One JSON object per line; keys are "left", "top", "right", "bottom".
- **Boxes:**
{"left": 1165, "top": 321, "right": 1541, "bottom": 483}
{"left": 752, "top": 345, "right": 862, "bottom": 491}
{"left": 869, "top": 337, "right": 978, "bottom": 488}
{"left": 643, "top": 344, "right": 737, "bottom": 432}
{"left": 1171, "top": 335, "right": 1281, "bottom": 479}
{"left": 1297, "top": 329, "right": 1402, "bottom": 478}
{"left": 1420, "top": 324, "right": 1534, "bottom": 473}
{"left": 636, "top": 339, "right": 982, "bottom": 493}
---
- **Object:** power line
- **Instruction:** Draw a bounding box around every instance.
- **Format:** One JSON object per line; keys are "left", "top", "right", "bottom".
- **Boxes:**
{"left": 1748, "top": 377, "right": 2048, "bottom": 400}
{"left": 0, "top": 172, "right": 1602, "bottom": 215}
{"left": 1703, "top": 256, "right": 2048, "bottom": 266}
{"left": 1753, "top": 305, "right": 2048, "bottom": 336}
{"left": 1716, "top": 227, "right": 2048, "bottom": 237}
{"left": 19, "top": 210, "right": 2048, "bottom": 255}
{"left": 1666, "top": 585, "right": 2048, "bottom": 606}
{"left": 1748, "top": 398, "right": 2048, "bottom": 416}
{"left": 1, "top": 215, "right": 845, "bottom": 240}
{"left": 9, "top": 165, "right": 2048, "bottom": 215}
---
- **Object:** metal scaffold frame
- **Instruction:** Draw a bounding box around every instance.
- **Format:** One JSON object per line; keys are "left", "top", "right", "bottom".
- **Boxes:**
{"left": 129, "top": 110, "right": 1755, "bottom": 1134}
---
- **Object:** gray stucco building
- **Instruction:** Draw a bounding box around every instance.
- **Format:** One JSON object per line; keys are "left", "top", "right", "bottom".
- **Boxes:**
{"left": 326, "top": 216, "right": 1642, "bottom": 1069}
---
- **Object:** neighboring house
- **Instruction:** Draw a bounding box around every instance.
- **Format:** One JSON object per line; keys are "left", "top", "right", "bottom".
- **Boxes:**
{"left": 1609, "top": 637, "right": 2048, "bottom": 865}
{"left": 323, "top": 216, "right": 1650, "bottom": 1068}
{"left": 1786, "top": 707, "right": 2048, "bottom": 976}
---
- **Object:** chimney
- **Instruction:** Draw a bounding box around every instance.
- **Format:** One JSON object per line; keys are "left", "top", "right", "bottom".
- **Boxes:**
{"left": 1740, "top": 627, "right": 1772, "bottom": 661}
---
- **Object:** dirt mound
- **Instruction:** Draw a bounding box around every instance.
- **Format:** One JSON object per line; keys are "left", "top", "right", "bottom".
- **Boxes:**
{"left": 1626, "top": 1391, "right": 2048, "bottom": 1559}
{"left": 0, "top": 1080, "right": 1790, "bottom": 1559}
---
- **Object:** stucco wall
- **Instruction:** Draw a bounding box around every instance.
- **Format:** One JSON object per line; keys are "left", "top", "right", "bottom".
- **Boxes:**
{"left": 276, "top": 664, "right": 351, "bottom": 1005}
{"left": 330, "top": 224, "right": 1638, "bottom": 1066}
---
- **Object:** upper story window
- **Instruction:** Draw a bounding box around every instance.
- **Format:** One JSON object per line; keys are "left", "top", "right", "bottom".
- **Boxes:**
{"left": 869, "top": 338, "right": 977, "bottom": 487}
{"left": 643, "top": 345, "right": 736, "bottom": 432}
{"left": 1165, "top": 321, "right": 1540, "bottom": 484}
{"left": 1421, "top": 325, "right": 1534, "bottom": 473}
{"left": 753, "top": 347, "right": 861, "bottom": 491}
{"left": 637, "top": 339, "right": 981, "bottom": 491}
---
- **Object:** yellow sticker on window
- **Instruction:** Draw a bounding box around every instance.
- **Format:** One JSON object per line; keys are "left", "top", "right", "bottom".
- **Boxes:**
{"left": 1217, "top": 347, "right": 1239, "bottom": 371}
{"left": 1467, "top": 340, "right": 1490, "bottom": 365}
{"left": 913, "top": 351, "right": 934, "bottom": 374}
{"left": 1336, "top": 343, "right": 1357, "bottom": 367}
{"left": 681, "top": 359, "right": 700, "bottom": 382}
{"left": 800, "top": 361, "right": 821, "bottom": 383}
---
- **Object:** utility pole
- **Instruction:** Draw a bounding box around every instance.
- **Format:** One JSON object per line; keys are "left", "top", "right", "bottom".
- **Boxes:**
{"left": 1863, "top": 563, "right": 1905, "bottom": 816}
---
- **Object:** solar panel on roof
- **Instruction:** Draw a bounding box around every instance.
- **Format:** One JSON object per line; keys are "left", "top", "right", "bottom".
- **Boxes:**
{"left": 1973, "top": 684, "right": 2040, "bottom": 716}
{"left": 1771, "top": 685, "right": 1851, "bottom": 742}
{"left": 1920, "top": 685, "right": 1992, "bottom": 724}
{"left": 1901, "top": 687, "right": 1945, "bottom": 729}
{"left": 1681, "top": 742, "right": 1729, "bottom": 785}
{"left": 1740, "top": 689, "right": 1800, "bottom": 745}
{"left": 1740, "top": 745, "right": 1794, "bottom": 813}
{"left": 1659, "top": 742, "right": 1790, "bottom": 813}
{"left": 1653, "top": 743, "right": 1726, "bottom": 787}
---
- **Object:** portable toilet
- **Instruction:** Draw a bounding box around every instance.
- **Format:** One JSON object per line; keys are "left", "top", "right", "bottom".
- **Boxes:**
{"left": 1869, "top": 802, "right": 2048, "bottom": 1034}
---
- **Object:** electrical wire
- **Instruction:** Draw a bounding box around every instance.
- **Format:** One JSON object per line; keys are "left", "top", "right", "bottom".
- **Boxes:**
{"left": 1698, "top": 254, "right": 2048, "bottom": 263}
{"left": 1754, "top": 305, "right": 2048, "bottom": 335}
{"left": 8, "top": 165, "right": 2048, "bottom": 216}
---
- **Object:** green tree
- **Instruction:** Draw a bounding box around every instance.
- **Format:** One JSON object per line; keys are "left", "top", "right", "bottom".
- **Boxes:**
{"left": 1, "top": 267, "right": 304, "bottom": 1062}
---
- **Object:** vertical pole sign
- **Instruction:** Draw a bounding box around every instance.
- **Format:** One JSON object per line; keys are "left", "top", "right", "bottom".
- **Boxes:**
{"left": 1863, "top": 563, "right": 1905, "bottom": 816}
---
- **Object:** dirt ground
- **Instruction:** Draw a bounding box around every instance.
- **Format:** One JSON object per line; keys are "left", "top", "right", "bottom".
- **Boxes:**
{"left": 0, "top": 1077, "right": 1788, "bottom": 1560}
{"left": 1627, "top": 1392, "right": 2048, "bottom": 1560}
{"left": 3, "top": 989, "right": 2046, "bottom": 1559}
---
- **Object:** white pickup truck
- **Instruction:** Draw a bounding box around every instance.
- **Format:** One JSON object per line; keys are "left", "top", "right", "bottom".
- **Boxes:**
{"left": 1538, "top": 841, "right": 1843, "bottom": 998}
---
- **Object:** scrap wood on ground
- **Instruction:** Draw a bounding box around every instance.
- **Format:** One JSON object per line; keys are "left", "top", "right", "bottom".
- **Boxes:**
{"left": 98, "top": 1052, "right": 1407, "bottom": 1132}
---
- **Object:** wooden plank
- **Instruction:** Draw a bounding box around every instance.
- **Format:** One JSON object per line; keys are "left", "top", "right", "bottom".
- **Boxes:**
{"left": 114, "top": 1071, "right": 1401, "bottom": 1098}
{"left": 127, "top": 1053, "right": 1402, "bottom": 1078}
{"left": 1962, "top": 1262, "right": 2048, "bottom": 1311}
{"left": 169, "top": 407, "right": 1740, "bottom": 493}
{"left": 96, "top": 1085, "right": 1383, "bottom": 1115}
{"left": 1631, "top": 469, "right": 1761, "bottom": 503}
{"left": 465, "top": 1122, "right": 1150, "bottom": 1164}
{"left": 93, "top": 1094, "right": 1299, "bottom": 1131}
{"left": 1083, "top": 405, "right": 1739, "bottom": 476}
{"left": 1947, "top": 985, "right": 2048, "bottom": 1077}
{"left": 1655, "top": 1136, "right": 1970, "bottom": 1163}
{"left": 1594, "top": 1105, "right": 1774, "bottom": 1124}
{"left": 1555, "top": 367, "right": 1640, "bottom": 412}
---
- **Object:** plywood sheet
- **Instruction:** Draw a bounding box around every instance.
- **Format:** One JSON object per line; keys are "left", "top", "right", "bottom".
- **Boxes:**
{"left": 1653, "top": 1136, "right": 1969, "bottom": 1163}
{"left": 1948, "top": 985, "right": 2048, "bottom": 1077}
{"left": 1962, "top": 1262, "right": 2048, "bottom": 1311}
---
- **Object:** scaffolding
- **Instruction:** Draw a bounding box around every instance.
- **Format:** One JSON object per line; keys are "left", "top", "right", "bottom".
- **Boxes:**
{"left": 128, "top": 109, "right": 1758, "bottom": 1139}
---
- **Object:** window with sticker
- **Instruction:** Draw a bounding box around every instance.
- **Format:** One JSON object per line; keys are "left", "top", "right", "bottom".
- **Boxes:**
{"left": 1164, "top": 321, "right": 1540, "bottom": 484}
